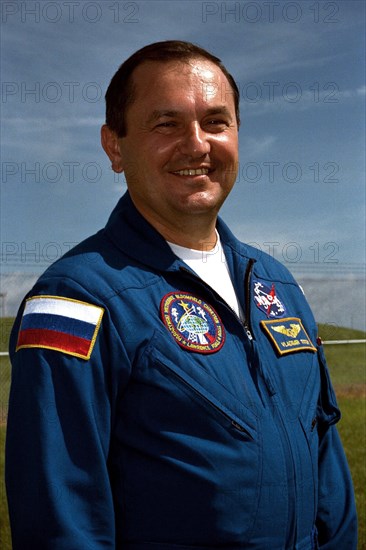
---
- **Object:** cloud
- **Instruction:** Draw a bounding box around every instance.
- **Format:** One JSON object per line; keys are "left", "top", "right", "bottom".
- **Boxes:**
{"left": 342, "top": 85, "right": 366, "bottom": 98}
{"left": 240, "top": 135, "right": 277, "bottom": 156}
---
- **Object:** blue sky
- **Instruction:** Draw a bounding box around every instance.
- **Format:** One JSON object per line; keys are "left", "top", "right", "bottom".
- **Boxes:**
{"left": 1, "top": 0, "right": 365, "bottom": 325}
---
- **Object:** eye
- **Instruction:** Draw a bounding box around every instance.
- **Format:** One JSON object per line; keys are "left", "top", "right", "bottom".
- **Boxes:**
{"left": 207, "top": 119, "right": 227, "bottom": 125}
{"left": 205, "top": 119, "right": 229, "bottom": 132}
{"left": 156, "top": 121, "right": 176, "bottom": 128}
{"left": 153, "top": 121, "right": 179, "bottom": 133}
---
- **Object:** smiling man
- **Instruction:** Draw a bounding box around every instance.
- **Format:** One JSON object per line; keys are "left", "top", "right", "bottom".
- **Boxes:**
{"left": 101, "top": 53, "right": 239, "bottom": 248}
{"left": 6, "top": 41, "right": 357, "bottom": 549}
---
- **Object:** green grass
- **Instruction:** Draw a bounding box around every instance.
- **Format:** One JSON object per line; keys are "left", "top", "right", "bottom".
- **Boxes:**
{"left": 321, "top": 325, "right": 366, "bottom": 549}
{"left": 0, "top": 427, "right": 11, "bottom": 550}
{"left": 0, "top": 318, "right": 12, "bottom": 427}
{"left": 337, "top": 397, "right": 366, "bottom": 549}
{"left": 0, "top": 318, "right": 12, "bottom": 550}
{"left": 1, "top": 321, "right": 365, "bottom": 548}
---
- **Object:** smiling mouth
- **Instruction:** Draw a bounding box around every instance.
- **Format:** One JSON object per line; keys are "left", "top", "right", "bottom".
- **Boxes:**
{"left": 172, "top": 168, "right": 211, "bottom": 176}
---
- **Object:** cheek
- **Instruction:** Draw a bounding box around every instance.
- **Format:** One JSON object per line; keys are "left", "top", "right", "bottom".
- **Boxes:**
{"left": 152, "top": 139, "right": 181, "bottom": 159}
{"left": 214, "top": 133, "right": 238, "bottom": 156}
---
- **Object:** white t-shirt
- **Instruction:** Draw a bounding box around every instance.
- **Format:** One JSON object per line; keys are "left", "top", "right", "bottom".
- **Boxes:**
{"left": 167, "top": 231, "right": 244, "bottom": 320}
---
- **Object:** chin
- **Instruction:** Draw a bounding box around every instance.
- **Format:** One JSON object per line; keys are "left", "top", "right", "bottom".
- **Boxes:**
{"left": 177, "top": 194, "right": 224, "bottom": 215}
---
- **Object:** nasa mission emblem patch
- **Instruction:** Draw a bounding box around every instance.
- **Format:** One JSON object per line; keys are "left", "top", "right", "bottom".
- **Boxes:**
{"left": 253, "top": 279, "right": 286, "bottom": 318}
{"left": 160, "top": 292, "right": 225, "bottom": 353}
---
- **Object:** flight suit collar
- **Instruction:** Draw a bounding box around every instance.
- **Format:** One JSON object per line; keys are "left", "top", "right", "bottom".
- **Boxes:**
{"left": 105, "top": 191, "right": 178, "bottom": 271}
{"left": 105, "top": 191, "right": 252, "bottom": 274}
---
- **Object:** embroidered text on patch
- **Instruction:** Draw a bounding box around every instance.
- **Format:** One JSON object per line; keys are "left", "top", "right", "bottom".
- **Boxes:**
{"left": 261, "top": 317, "right": 316, "bottom": 355}
{"left": 16, "top": 295, "right": 104, "bottom": 360}
{"left": 253, "top": 280, "right": 286, "bottom": 318}
{"left": 160, "top": 292, "right": 225, "bottom": 353}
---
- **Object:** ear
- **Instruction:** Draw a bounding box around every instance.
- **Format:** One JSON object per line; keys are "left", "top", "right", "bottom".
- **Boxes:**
{"left": 101, "top": 125, "right": 124, "bottom": 173}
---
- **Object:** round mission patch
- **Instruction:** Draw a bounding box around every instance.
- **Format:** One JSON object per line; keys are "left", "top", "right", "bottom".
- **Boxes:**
{"left": 160, "top": 292, "right": 225, "bottom": 353}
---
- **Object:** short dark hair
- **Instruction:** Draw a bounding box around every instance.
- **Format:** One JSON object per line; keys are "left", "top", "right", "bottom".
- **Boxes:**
{"left": 105, "top": 40, "right": 240, "bottom": 137}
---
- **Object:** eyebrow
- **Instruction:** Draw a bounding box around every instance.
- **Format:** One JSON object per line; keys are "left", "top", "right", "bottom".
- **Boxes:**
{"left": 204, "top": 107, "right": 232, "bottom": 118}
{"left": 147, "top": 106, "right": 232, "bottom": 124}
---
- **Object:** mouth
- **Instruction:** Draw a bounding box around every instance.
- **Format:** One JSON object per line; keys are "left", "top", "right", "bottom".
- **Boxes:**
{"left": 171, "top": 168, "right": 211, "bottom": 177}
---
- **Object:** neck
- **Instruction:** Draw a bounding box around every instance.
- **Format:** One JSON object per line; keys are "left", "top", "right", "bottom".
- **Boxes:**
{"left": 165, "top": 225, "right": 218, "bottom": 251}
{"left": 132, "top": 201, "right": 218, "bottom": 250}
{"left": 153, "top": 216, "right": 218, "bottom": 250}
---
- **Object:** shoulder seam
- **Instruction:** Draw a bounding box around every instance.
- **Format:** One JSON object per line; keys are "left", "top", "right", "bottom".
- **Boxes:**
{"left": 37, "top": 272, "right": 163, "bottom": 305}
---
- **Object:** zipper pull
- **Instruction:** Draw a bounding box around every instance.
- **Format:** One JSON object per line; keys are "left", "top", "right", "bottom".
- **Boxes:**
{"left": 244, "top": 323, "right": 253, "bottom": 341}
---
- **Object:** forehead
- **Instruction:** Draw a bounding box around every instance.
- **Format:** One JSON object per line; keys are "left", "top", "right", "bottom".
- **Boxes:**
{"left": 129, "top": 59, "right": 234, "bottom": 111}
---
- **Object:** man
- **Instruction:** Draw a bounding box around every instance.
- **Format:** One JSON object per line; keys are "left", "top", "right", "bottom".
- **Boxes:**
{"left": 6, "top": 41, "right": 357, "bottom": 549}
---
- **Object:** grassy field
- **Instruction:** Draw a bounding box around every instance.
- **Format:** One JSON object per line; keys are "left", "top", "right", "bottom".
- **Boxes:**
{"left": 0, "top": 319, "right": 365, "bottom": 548}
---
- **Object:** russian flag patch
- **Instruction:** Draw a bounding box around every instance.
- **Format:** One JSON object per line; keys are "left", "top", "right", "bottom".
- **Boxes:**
{"left": 16, "top": 295, "right": 104, "bottom": 360}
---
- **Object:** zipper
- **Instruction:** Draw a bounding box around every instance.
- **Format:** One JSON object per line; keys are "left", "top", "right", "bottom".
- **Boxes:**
{"left": 179, "top": 258, "right": 256, "bottom": 340}
{"left": 243, "top": 259, "right": 297, "bottom": 542}
{"left": 156, "top": 357, "right": 254, "bottom": 438}
{"left": 243, "top": 258, "right": 256, "bottom": 341}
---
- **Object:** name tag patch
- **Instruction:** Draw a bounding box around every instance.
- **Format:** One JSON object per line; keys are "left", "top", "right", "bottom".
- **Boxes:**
{"left": 261, "top": 317, "right": 316, "bottom": 355}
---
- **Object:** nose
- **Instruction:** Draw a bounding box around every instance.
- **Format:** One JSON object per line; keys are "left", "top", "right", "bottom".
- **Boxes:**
{"left": 178, "top": 122, "right": 210, "bottom": 158}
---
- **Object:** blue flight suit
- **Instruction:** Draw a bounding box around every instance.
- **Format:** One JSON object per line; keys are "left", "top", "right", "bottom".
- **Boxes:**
{"left": 6, "top": 192, "right": 357, "bottom": 549}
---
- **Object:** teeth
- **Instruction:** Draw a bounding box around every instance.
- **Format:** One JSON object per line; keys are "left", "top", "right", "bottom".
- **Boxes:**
{"left": 174, "top": 168, "right": 209, "bottom": 176}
